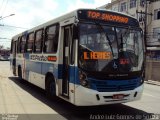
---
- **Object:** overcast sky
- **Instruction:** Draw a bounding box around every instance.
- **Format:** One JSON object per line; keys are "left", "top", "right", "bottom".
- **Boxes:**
{"left": 0, "top": 0, "right": 111, "bottom": 48}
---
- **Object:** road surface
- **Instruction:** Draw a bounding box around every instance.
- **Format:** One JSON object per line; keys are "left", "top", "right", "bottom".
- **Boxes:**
{"left": 0, "top": 61, "right": 160, "bottom": 120}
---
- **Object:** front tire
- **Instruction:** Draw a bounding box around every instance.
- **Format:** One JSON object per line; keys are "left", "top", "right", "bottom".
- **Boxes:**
{"left": 18, "top": 66, "right": 22, "bottom": 79}
{"left": 46, "top": 75, "right": 56, "bottom": 99}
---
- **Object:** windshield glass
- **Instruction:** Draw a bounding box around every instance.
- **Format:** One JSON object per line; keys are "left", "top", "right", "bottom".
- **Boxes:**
{"left": 79, "top": 23, "right": 144, "bottom": 73}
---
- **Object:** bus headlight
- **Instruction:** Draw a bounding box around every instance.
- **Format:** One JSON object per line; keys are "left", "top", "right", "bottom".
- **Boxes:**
{"left": 79, "top": 71, "right": 89, "bottom": 87}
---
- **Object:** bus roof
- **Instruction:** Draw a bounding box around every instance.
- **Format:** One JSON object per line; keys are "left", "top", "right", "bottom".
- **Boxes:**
{"left": 96, "top": 8, "right": 136, "bottom": 19}
{"left": 12, "top": 8, "right": 138, "bottom": 41}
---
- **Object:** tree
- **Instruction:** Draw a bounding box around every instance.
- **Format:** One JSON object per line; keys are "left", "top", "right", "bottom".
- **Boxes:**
{"left": 6, "top": 47, "right": 10, "bottom": 50}
{"left": 0, "top": 45, "right": 4, "bottom": 50}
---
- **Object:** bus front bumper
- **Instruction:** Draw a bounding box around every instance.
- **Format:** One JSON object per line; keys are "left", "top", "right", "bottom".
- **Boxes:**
{"left": 74, "top": 84, "right": 144, "bottom": 106}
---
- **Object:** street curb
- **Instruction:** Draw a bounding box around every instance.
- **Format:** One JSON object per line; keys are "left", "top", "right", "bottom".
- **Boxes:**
{"left": 144, "top": 80, "right": 160, "bottom": 86}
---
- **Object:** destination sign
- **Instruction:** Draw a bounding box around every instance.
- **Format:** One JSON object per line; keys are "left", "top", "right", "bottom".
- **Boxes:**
{"left": 78, "top": 10, "right": 139, "bottom": 27}
{"left": 83, "top": 52, "right": 111, "bottom": 60}
{"left": 87, "top": 11, "right": 128, "bottom": 24}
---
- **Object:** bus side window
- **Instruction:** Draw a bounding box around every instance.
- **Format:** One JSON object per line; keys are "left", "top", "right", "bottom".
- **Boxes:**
{"left": 44, "top": 24, "right": 59, "bottom": 53}
{"left": 20, "top": 35, "right": 26, "bottom": 53}
{"left": 34, "top": 29, "right": 43, "bottom": 53}
{"left": 17, "top": 37, "right": 21, "bottom": 53}
{"left": 11, "top": 40, "right": 13, "bottom": 53}
{"left": 26, "top": 33, "right": 34, "bottom": 53}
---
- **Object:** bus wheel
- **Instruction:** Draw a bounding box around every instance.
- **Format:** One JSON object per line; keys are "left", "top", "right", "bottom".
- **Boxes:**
{"left": 18, "top": 66, "right": 22, "bottom": 79}
{"left": 46, "top": 75, "right": 56, "bottom": 99}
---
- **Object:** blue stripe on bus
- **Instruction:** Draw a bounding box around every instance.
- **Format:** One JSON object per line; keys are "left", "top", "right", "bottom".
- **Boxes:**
{"left": 69, "top": 66, "right": 80, "bottom": 84}
{"left": 24, "top": 53, "right": 62, "bottom": 80}
{"left": 22, "top": 58, "right": 141, "bottom": 92}
{"left": 88, "top": 77, "right": 142, "bottom": 92}
{"left": 68, "top": 66, "right": 142, "bottom": 92}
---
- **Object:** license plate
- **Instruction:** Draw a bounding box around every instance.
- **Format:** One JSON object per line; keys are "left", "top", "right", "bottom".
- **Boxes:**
{"left": 113, "top": 94, "right": 124, "bottom": 99}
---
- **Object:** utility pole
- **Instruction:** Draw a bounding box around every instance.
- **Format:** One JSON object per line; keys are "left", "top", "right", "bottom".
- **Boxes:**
{"left": 144, "top": 0, "right": 148, "bottom": 47}
{"left": 136, "top": 0, "right": 152, "bottom": 47}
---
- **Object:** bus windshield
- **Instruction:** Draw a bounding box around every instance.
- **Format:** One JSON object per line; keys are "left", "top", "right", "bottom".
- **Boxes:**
{"left": 78, "top": 23, "right": 144, "bottom": 73}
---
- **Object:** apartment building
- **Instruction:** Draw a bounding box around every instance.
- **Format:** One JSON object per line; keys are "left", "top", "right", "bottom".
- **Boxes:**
{"left": 99, "top": 0, "right": 160, "bottom": 47}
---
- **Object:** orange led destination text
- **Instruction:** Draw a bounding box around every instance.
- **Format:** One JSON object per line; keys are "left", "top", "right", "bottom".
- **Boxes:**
{"left": 84, "top": 52, "right": 111, "bottom": 60}
{"left": 87, "top": 11, "right": 129, "bottom": 24}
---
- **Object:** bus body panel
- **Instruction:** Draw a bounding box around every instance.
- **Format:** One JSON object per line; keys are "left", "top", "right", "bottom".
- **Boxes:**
{"left": 10, "top": 9, "right": 145, "bottom": 106}
{"left": 74, "top": 84, "right": 144, "bottom": 106}
{"left": 28, "top": 71, "right": 46, "bottom": 89}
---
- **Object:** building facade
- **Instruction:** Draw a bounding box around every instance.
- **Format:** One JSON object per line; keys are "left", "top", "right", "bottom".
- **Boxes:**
{"left": 99, "top": 0, "right": 160, "bottom": 47}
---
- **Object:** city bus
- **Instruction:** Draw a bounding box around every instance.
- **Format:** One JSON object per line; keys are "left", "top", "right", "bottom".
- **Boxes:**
{"left": 0, "top": 49, "right": 10, "bottom": 61}
{"left": 10, "top": 9, "right": 145, "bottom": 106}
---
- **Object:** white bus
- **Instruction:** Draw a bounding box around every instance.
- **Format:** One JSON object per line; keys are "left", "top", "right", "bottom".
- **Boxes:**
{"left": 10, "top": 9, "right": 145, "bottom": 106}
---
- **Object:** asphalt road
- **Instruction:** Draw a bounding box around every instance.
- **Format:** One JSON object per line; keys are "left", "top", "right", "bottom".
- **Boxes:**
{"left": 0, "top": 61, "right": 160, "bottom": 120}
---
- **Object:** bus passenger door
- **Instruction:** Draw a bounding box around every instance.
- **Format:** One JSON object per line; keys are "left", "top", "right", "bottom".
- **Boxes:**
{"left": 62, "top": 26, "right": 72, "bottom": 97}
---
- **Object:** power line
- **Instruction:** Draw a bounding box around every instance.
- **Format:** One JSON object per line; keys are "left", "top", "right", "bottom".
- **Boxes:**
{"left": 0, "top": 0, "right": 5, "bottom": 15}
{"left": 0, "top": 41, "right": 11, "bottom": 42}
{"left": 0, "top": 0, "right": 9, "bottom": 16}
{"left": 0, "top": 37, "right": 11, "bottom": 40}
{"left": 0, "top": 24, "right": 28, "bottom": 29}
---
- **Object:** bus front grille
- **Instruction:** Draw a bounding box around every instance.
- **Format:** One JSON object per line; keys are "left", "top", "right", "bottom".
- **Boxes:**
{"left": 90, "top": 79, "right": 140, "bottom": 92}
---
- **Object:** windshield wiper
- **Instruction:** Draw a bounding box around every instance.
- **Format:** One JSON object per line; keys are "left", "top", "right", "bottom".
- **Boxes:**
{"left": 94, "top": 22, "right": 115, "bottom": 59}
{"left": 79, "top": 44, "right": 93, "bottom": 52}
{"left": 120, "top": 28, "right": 130, "bottom": 48}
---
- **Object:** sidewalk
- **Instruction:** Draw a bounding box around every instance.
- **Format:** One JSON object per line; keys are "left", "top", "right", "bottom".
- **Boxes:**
{"left": 144, "top": 80, "right": 160, "bottom": 86}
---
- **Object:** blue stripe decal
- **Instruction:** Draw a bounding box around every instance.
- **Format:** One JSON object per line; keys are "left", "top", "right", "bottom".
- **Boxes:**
{"left": 68, "top": 66, "right": 142, "bottom": 92}
{"left": 17, "top": 53, "right": 141, "bottom": 92}
{"left": 58, "top": 64, "right": 63, "bottom": 79}
{"left": 89, "top": 77, "right": 141, "bottom": 92}
{"left": 69, "top": 66, "right": 80, "bottom": 84}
